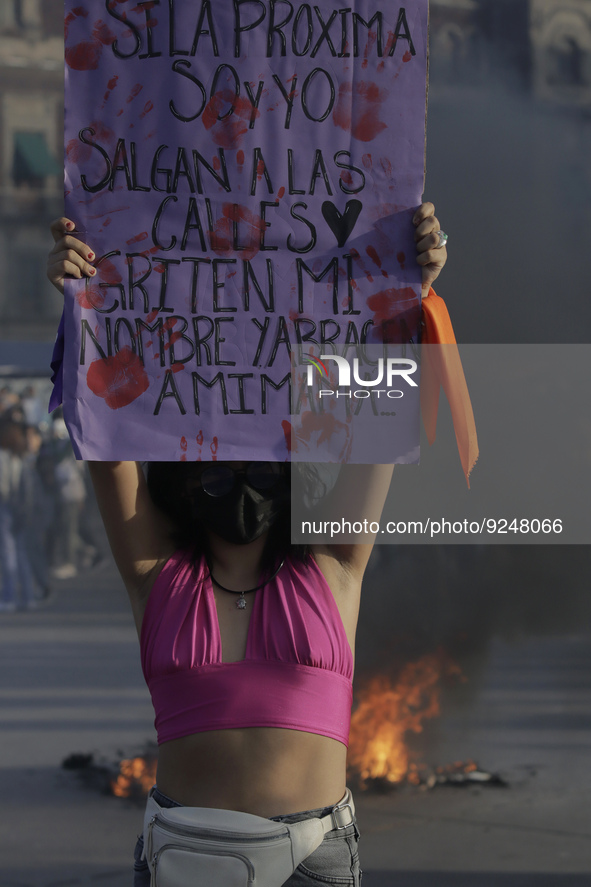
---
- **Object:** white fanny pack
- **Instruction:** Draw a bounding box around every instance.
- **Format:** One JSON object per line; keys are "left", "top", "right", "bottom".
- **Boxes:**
{"left": 143, "top": 788, "right": 355, "bottom": 887}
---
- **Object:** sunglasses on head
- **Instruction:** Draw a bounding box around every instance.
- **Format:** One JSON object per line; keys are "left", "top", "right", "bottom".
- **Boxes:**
{"left": 198, "top": 462, "right": 286, "bottom": 498}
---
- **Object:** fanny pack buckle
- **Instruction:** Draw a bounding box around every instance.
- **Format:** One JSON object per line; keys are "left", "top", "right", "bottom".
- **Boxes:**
{"left": 331, "top": 801, "right": 353, "bottom": 831}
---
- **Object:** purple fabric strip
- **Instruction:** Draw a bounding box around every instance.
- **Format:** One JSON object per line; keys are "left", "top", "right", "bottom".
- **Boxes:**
{"left": 49, "top": 310, "right": 64, "bottom": 412}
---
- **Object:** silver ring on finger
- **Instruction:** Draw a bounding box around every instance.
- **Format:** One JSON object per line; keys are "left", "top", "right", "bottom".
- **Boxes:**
{"left": 435, "top": 230, "right": 448, "bottom": 249}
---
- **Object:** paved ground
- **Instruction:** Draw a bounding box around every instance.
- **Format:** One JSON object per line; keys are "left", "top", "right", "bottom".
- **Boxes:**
{"left": 1, "top": 553, "right": 590, "bottom": 887}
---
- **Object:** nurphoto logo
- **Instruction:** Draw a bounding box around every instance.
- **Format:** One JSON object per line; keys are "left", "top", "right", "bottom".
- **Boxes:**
{"left": 303, "top": 352, "right": 418, "bottom": 400}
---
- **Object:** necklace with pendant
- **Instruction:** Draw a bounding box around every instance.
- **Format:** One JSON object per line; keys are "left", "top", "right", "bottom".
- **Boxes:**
{"left": 208, "top": 557, "right": 286, "bottom": 609}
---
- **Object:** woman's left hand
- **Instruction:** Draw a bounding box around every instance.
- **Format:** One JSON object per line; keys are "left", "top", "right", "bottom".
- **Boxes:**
{"left": 413, "top": 202, "right": 448, "bottom": 297}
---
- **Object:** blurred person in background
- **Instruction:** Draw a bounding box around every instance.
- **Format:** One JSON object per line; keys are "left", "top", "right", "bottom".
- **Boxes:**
{"left": 0, "top": 416, "right": 36, "bottom": 611}
{"left": 21, "top": 424, "right": 52, "bottom": 599}
{"left": 49, "top": 416, "right": 100, "bottom": 580}
{"left": 0, "top": 387, "right": 21, "bottom": 416}
{"left": 20, "top": 384, "right": 45, "bottom": 429}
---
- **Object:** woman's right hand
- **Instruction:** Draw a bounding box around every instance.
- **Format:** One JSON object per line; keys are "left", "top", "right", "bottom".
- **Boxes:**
{"left": 47, "top": 217, "right": 97, "bottom": 294}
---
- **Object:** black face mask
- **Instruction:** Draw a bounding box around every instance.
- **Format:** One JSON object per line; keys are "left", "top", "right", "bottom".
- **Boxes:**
{"left": 189, "top": 470, "right": 289, "bottom": 545}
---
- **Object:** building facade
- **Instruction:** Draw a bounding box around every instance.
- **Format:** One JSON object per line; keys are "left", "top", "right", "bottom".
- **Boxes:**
{"left": 430, "top": 0, "right": 532, "bottom": 87}
{"left": 530, "top": 0, "right": 591, "bottom": 104}
{"left": 0, "top": 0, "right": 63, "bottom": 343}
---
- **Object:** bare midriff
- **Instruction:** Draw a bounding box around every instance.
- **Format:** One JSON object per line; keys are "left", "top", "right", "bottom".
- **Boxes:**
{"left": 155, "top": 727, "right": 348, "bottom": 817}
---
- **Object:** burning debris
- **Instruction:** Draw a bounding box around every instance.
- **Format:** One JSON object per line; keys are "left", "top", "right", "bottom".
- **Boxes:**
{"left": 111, "top": 753, "right": 158, "bottom": 799}
{"left": 347, "top": 650, "right": 464, "bottom": 788}
{"left": 359, "top": 761, "right": 507, "bottom": 792}
{"left": 424, "top": 761, "right": 507, "bottom": 789}
{"left": 62, "top": 746, "right": 157, "bottom": 802}
{"left": 347, "top": 650, "right": 507, "bottom": 792}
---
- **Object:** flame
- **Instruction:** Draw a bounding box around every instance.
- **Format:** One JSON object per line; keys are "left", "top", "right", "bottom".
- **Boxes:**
{"left": 111, "top": 755, "right": 157, "bottom": 798}
{"left": 436, "top": 760, "right": 477, "bottom": 775}
{"left": 348, "top": 651, "right": 464, "bottom": 788}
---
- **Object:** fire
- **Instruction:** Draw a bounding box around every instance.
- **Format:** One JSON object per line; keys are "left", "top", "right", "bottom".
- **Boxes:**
{"left": 348, "top": 650, "right": 464, "bottom": 788}
{"left": 111, "top": 755, "right": 157, "bottom": 798}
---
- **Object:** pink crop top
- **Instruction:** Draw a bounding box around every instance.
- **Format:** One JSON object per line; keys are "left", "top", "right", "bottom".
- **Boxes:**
{"left": 140, "top": 552, "right": 354, "bottom": 746}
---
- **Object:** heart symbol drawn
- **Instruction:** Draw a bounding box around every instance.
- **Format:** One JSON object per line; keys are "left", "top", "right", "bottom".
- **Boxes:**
{"left": 321, "top": 200, "right": 363, "bottom": 248}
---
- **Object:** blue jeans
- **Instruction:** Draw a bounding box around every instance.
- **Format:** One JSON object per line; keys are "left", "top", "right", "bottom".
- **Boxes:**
{"left": 0, "top": 503, "right": 35, "bottom": 607}
{"left": 133, "top": 788, "right": 361, "bottom": 886}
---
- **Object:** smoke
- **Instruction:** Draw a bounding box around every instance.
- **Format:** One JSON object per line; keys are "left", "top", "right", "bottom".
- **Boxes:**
{"left": 358, "top": 545, "right": 591, "bottom": 678}
{"left": 425, "top": 24, "right": 591, "bottom": 343}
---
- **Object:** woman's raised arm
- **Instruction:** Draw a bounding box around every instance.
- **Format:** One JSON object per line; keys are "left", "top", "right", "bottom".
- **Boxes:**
{"left": 309, "top": 464, "right": 394, "bottom": 579}
{"left": 47, "top": 221, "right": 175, "bottom": 608}
{"left": 87, "top": 462, "right": 174, "bottom": 602}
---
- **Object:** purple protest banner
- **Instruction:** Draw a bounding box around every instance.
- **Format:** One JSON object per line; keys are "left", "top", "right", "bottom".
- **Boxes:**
{"left": 62, "top": 0, "right": 428, "bottom": 461}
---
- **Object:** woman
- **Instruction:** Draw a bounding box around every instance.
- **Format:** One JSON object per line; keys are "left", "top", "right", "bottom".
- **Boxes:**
{"left": 47, "top": 203, "right": 448, "bottom": 886}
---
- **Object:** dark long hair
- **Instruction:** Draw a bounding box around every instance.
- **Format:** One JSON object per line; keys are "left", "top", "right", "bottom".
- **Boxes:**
{"left": 145, "top": 462, "right": 313, "bottom": 567}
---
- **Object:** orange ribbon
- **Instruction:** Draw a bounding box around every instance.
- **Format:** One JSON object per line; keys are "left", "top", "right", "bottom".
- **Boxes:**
{"left": 421, "top": 290, "right": 479, "bottom": 487}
